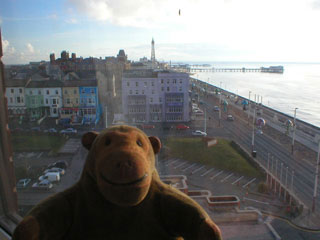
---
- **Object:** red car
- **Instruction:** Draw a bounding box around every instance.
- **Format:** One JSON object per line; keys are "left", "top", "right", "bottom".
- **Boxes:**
{"left": 176, "top": 124, "right": 190, "bottom": 130}
{"left": 140, "top": 124, "right": 155, "bottom": 129}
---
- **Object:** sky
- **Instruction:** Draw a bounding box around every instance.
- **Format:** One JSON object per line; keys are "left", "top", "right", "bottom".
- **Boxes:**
{"left": 1, "top": 0, "right": 320, "bottom": 64}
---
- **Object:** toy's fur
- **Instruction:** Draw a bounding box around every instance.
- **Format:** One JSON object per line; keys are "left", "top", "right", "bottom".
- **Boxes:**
{"left": 13, "top": 125, "right": 222, "bottom": 240}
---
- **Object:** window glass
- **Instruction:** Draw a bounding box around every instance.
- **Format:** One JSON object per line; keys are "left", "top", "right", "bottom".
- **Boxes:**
{"left": 2, "top": 1, "right": 320, "bottom": 239}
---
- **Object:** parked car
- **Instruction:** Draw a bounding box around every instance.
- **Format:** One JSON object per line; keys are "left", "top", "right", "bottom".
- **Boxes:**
{"left": 44, "top": 167, "right": 65, "bottom": 175}
{"left": 194, "top": 110, "right": 204, "bottom": 116}
{"left": 39, "top": 172, "right": 60, "bottom": 182}
{"left": 139, "top": 124, "right": 155, "bottom": 129}
{"left": 48, "top": 160, "right": 68, "bottom": 169}
{"left": 60, "top": 128, "right": 77, "bottom": 134}
{"left": 176, "top": 124, "right": 190, "bottom": 130}
{"left": 16, "top": 178, "right": 31, "bottom": 188}
{"left": 192, "top": 130, "right": 207, "bottom": 136}
{"left": 213, "top": 106, "right": 220, "bottom": 112}
{"left": 44, "top": 128, "right": 57, "bottom": 133}
{"left": 32, "top": 180, "right": 53, "bottom": 190}
{"left": 31, "top": 126, "right": 41, "bottom": 132}
{"left": 227, "top": 115, "right": 234, "bottom": 121}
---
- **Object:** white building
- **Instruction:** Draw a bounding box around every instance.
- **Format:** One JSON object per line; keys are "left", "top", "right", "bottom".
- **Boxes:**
{"left": 5, "top": 78, "right": 30, "bottom": 117}
{"left": 122, "top": 70, "right": 190, "bottom": 123}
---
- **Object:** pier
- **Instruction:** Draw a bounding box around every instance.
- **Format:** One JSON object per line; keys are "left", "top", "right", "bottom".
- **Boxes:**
{"left": 171, "top": 65, "right": 284, "bottom": 73}
{"left": 188, "top": 67, "right": 261, "bottom": 73}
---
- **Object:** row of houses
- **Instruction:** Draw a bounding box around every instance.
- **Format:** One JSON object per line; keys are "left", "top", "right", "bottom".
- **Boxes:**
{"left": 5, "top": 74, "right": 101, "bottom": 125}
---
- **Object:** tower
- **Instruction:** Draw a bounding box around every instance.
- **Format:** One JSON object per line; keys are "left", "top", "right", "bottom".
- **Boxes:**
{"left": 151, "top": 38, "right": 156, "bottom": 69}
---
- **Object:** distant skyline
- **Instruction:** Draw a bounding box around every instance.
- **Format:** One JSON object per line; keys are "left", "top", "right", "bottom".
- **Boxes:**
{"left": 1, "top": 0, "right": 320, "bottom": 64}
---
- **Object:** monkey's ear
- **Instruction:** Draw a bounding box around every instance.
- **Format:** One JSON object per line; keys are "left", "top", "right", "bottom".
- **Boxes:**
{"left": 82, "top": 132, "right": 98, "bottom": 150}
{"left": 148, "top": 136, "right": 161, "bottom": 154}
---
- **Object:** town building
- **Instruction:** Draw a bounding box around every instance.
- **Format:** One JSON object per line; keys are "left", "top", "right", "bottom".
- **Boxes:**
{"left": 25, "top": 75, "right": 63, "bottom": 120}
{"left": 60, "top": 81, "right": 81, "bottom": 124}
{"left": 5, "top": 77, "right": 30, "bottom": 118}
{"left": 122, "top": 70, "right": 190, "bottom": 123}
{"left": 79, "top": 80, "right": 101, "bottom": 125}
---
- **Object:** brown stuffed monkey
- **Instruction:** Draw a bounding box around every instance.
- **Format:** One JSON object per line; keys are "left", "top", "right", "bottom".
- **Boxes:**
{"left": 13, "top": 125, "right": 222, "bottom": 240}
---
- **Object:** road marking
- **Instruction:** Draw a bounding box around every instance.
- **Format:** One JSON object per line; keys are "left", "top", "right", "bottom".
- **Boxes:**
{"left": 200, "top": 168, "right": 214, "bottom": 177}
{"left": 243, "top": 197, "right": 270, "bottom": 205}
{"left": 232, "top": 176, "right": 244, "bottom": 185}
{"left": 174, "top": 162, "right": 188, "bottom": 169}
{"left": 221, "top": 173, "right": 234, "bottom": 183}
{"left": 182, "top": 163, "right": 197, "bottom": 172}
{"left": 210, "top": 170, "right": 223, "bottom": 180}
{"left": 191, "top": 166, "right": 205, "bottom": 175}
{"left": 165, "top": 159, "right": 180, "bottom": 166}
{"left": 242, "top": 178, "right": 256, "bottom": 188}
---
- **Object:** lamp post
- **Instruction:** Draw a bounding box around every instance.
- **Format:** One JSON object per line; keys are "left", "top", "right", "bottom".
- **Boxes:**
{"left": 204, "top": 108, "right": 207, "bottom": 133}
{"left": 266, "top": 153, "right": 270, "bottom": 185}
{"left": 290, "top": 170, "right": 294, "bottom": 205}
{"left": 219, "top": 82, "right": 222, "bottom": 127}
{"left": 285, "top": 167, "right": 288, "bottom": 201}
{"left": 291, "top": 108, "right": 298, "bottom": 154}
{"left": 248, "top": 91, "right": 251, "bottom": 125}
{"left": 279, "top": 163, "right": 283, "bottom": 198}
{"left": 251, "top": 95, "right": 256, "bottom": 152}
{"left": 312, "top": 140, "right": 320, "bottom": 212}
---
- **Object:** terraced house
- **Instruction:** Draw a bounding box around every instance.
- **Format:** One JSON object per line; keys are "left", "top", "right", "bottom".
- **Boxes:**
{"left": 5, "top": 76, "right": 30, "bottom": 119}
{"left": 79, "top": 80, "right": 101, "bottom": 125}
{"left": 60, "top": 80, "right": 81, "bottom": 124}
{"left": 25, "top": 75, "right": 63, "bottom": 120}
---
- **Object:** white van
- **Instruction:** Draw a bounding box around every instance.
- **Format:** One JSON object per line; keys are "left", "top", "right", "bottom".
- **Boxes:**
{"left": 38, "top": 172, "right": 60, "bottom": 182}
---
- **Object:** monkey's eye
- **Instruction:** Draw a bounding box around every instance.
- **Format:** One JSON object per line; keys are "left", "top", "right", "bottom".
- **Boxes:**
{"left": 136, "top": 140, "right": 143, "bottom": 147}
{"left": 105, "top": 138, "right": 111, "bottom": 146}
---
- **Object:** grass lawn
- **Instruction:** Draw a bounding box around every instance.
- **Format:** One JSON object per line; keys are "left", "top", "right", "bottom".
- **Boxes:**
{"left": 11, "top": 135, "right": 67, "bottom": 153}
{"left": 163, "top": 137, "right": 263, "bottom": 178}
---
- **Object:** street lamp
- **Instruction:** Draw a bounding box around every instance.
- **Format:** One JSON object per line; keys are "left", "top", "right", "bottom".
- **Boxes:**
{"left": 312, "top": 140, "right": 320, "bottom": 212}
{"left": 204, "top": 108, "right": 207, "bottom": 133}
{"left": 219, "top": 82, "right": 222, "bottom": 127}
{"left": 251, "top": 94, "right": 256, "bottom": 152}
{"left": 279, "top": 163, "right": 283, "bottom": 198}
{"left": 248, "top": 91, "right": 251, "bottom": 125}
{"left": 290, "top": 170, "right": 294, "bottom": 205}
{"left": 291, "top": 108, "right": 298, "bottom": 154}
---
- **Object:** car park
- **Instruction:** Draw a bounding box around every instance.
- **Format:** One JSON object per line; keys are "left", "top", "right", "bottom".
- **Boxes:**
{"left": 16, "top": 178, "right": 31, "bottom": 188}
{"left": 32, "top": 180, "right": 53, "bottom": 190}
{"left": 60, "top": 128, "right": 77, "bottom": 134}
{"left": 176, "top": 124, "right": 190, "bottom": 130}
{"left": 227, "top": 115, "right": 234, "bottom": 121}
{"left": 192, "top": 130, "right": 207, "bottom": 136}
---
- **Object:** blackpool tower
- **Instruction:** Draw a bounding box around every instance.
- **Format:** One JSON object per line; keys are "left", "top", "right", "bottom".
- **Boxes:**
{"left": 151, "top": 38, "right": 156, "bottom": 69}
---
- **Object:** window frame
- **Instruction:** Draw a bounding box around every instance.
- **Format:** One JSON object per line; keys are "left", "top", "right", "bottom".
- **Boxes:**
{"left": 0, "top": 53, "right": 22, "bottom": 236}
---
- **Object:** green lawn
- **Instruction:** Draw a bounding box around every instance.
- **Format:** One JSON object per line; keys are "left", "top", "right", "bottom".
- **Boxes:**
{"left": 11, "top": 135, "right": 67, "bottom": 153}
{"left": 163, "top": 137, "right": 263, "bottom": 178}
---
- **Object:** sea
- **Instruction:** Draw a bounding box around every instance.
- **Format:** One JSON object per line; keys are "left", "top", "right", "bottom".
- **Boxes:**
{"left": 185, "top": 62, "right": 320, "bottom": 128}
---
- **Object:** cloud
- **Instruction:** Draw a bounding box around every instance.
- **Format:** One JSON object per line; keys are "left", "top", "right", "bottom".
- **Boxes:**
{"left": 26, "top": 43, "right": 34, "bottom": 53}
{"left": 312, "top": 0, "right": 320, "bottom": 8}
{"left": 2, "top": 39, "right": 15, "bottom": 54}
{"left": 47, "top": 14, "right": 58, "bottom": 20}
{"left": 67, "top": 0, "right": 202, "bottom": 28}
{"left": 65, "top": 18, "right": 78, "bottom": 24}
